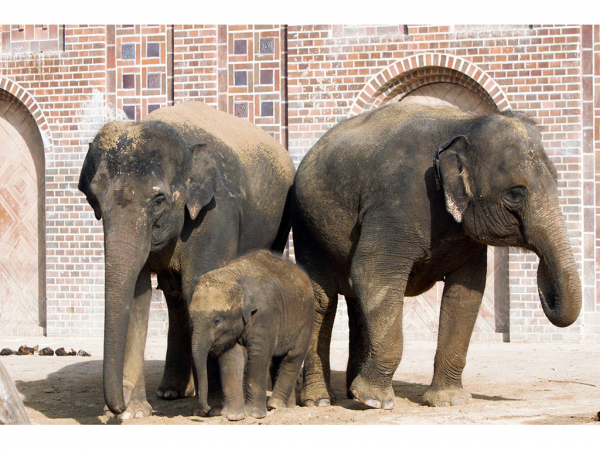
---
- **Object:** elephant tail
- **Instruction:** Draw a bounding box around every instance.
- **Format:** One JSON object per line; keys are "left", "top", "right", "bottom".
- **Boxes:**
{"left": 270, "top": 186, "right": 293, "bottom": 254}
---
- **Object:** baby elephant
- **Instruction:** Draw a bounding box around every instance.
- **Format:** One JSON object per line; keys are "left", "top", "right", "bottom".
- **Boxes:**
{"left": 190, "top": 250, "right": 315, "bottom": 420}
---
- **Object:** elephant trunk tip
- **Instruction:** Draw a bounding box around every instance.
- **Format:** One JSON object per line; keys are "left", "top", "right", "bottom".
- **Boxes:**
{"left": 539, "top": 287, "right": 581, "bottom": 328}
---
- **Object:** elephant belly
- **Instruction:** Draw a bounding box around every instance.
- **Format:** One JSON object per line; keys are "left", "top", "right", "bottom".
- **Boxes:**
{"left": 405, "top": 275, "right": 439, "bottom": 298}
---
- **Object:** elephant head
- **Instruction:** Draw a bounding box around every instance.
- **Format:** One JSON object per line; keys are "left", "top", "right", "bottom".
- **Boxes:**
{"left": 434, "top": 111, "right": 581, "bottom": 328}
{"left": 78, "top": 120, "right": 223, "bottom": 414}
{"left": 189, "top": 273, "right": 257, "bottom": 414}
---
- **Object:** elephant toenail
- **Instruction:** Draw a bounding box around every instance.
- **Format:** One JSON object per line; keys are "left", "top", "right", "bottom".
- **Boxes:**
{"left": 303, "top": 400, "right": 316, "bottom": 407}
{"left": 164, "top": 390, "right": 176, "bottom": 399}
{"left": 451, "top": 398, "right": 464, "bottom": 406}
{"left": 119, "top": 411, "right": 132, "bottom": 420}
{"left": 383, "top": 401, "right": 394, "bottom": 410}
{"left": 365, "top": 399, "right": 381, "bottom": 409}
{"left": 135, "top": 411, "right": 145, "bottom": 418}
{"left": 317, "top": 399, "right": 330, "bottom": 407}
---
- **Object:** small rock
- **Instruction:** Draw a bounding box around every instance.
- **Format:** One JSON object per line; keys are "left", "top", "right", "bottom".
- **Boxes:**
{"left": 39, "top": 347, "right": 55, "bottom": 356}
{"left": 55, "top": 347, "right": 68, "bottom": 356}
{"left": 0, "top": 348, "right": 14, "bottom": 355}
{"left": 17, "top": 345, "right": 35, "bottom": 355}
{"left": 68, "top": 348, "right": 77, "bottom": 356}
{"left": 77, "top": 349, "right": 91, "bottom": 357}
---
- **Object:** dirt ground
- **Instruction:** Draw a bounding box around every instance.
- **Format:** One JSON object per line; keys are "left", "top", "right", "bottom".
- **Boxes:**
{"left": 1, "top": 336, "right": 599, "bottom": 426}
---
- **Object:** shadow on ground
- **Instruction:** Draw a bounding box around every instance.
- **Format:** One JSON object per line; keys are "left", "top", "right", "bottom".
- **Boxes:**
{"left": 13, "top": 359, "right": 523, "bottom": 424}
{"left": 327, "top": 369, "right": 520, "bottom": 409}
{"left": 14, "top": 360, "right": 199, "bottom": 424}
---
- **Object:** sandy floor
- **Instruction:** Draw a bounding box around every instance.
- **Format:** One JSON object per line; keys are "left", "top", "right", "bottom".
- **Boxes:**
{"left": 1, "top": 336, "right": 599, "bottom": 426}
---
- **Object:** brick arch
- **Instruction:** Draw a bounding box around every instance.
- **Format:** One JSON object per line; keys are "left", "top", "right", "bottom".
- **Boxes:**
{"left": 0, "top": 78, "right": 53, "bottom": 152}
{"left": 349, "top": 53, "right": 511, "bottom": 117}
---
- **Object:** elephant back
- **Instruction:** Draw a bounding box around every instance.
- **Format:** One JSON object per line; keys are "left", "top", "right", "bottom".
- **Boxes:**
{"left": 142, "top": 101, "right": 295, "bottom": 184}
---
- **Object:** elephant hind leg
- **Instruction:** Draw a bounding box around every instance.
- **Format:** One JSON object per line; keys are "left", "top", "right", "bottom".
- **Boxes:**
{"left": 300, "top": 280, "right": 338, "bottom": 407}
{"left": 347, "top": 228, "right": 415, "bottom": 410}
{"left": 345, "top": 296, "right": 368, "bottom": 399}
{"left": 269, "top": 325, "right": 312, "bottom": 410}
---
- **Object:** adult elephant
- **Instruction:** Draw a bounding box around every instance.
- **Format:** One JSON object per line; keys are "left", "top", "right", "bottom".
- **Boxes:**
{"left": 292, "top": 102, "right": 582, "bottom": 410}
{"left": 78, "top": 101, "right": 295, "bottom": 418}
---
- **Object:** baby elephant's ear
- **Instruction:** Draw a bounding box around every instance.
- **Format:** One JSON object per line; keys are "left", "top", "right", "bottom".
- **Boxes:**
{"left": 242, "top": 289, "right": 258, "bottom": 325}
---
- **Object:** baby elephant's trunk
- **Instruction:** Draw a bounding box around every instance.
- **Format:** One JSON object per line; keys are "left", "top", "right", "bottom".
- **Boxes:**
{"left": 192, "top": 338, "right": 212, "bottom": 414}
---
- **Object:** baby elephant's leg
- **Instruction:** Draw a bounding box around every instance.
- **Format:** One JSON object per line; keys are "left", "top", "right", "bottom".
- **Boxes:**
{"left": 211, "top": 344, "right": 246, "bottom": 421}
{"left": 269, "top": 356, "right": 297, "bottom": 408}
{"left": 245, "top": 344, "right": 274, "bottom": 419}
{"left": 268, "top": 328, "right": 311, "bottom": 410}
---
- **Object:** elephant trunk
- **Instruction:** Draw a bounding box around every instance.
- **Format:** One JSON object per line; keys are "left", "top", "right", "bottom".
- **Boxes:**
{"left": 526, "top": 201, "right": 582, "bottom": 328}
{"left": 102, "top": 224, "right": 151, "bottom": 415}
{"left": 192, "top": 335, "right": 212, "bottom": 414}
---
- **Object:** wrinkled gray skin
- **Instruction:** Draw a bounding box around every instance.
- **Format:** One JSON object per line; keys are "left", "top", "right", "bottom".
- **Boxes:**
{"left": 78, "top": 101, "right": 295, "bottom": 419}
{"left": 190, "top": 250, "right": 314, "bottom": 421}
{"left": 292, "top": 103, "right": 582, "bottom": 410}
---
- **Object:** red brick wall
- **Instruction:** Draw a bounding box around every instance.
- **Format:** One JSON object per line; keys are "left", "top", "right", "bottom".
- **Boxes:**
{"left": 1, "top": 24, "right": 598, "bottom": 342}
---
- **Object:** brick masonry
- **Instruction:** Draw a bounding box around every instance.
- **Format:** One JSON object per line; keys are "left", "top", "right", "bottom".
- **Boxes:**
{"left": 0, "top": 24, "right": 598, "bottom": 343}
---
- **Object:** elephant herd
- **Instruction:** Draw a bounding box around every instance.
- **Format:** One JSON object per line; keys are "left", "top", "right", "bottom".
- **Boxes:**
{"left": 76, "top": 100, "right": 581, "bottom": 420}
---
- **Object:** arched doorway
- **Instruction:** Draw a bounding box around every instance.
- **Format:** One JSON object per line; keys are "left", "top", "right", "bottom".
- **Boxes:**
{"left": 393, "top": 80, "right": 508, "bottom": 341}
{"left": 0, "top": 93, "right": 46, "bottom": 336}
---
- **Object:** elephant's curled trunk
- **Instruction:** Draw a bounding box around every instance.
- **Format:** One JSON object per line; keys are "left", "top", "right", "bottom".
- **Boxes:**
{"left": 527, "top": 203, "right": 582, "bottom": 328}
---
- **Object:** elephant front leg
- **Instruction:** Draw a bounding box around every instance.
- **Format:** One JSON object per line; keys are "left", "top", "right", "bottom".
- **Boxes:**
{"left": 105, "top": 268, "right": 153, "bottom": 419}
{"left": 245, "top": 342, "right": 274, "bottom": 419}
{"left": 207, "top": 344, "right": 246, "bottom": 421}
{"left": 423, "top": 248, "right": 487, "bottom": 407}
{"left": 157, "top": 292, "right": 195, "bottom": 400}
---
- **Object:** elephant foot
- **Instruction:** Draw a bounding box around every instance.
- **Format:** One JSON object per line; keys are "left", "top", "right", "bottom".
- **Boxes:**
{"left": 204, "top": 404, "right": 246, "bottom": 421}
{"left": 246, "top": 403, "right": 267, "bottom": 419}
{"left": 191, "top": 406, "right": 209, "bottom": 417}
{"left": 157, "top": 379, "right": 195, "bottom": 400}
{"left": 191, "top": 399, "right": 211, "bottom": 417}
{"left": 267, "top": 397, "right": 287, "bottom": 411}
{"left": 300, "top": 384, "right": 335, "bottom": 407}
{"left": 423, "top": 387, "right": 472, "bottom": 407}
{"left": 349, "top": 375, "right": 395, "bottom": 410}
{"left": 104, "top": 399, "right": 152, "bottom": 420}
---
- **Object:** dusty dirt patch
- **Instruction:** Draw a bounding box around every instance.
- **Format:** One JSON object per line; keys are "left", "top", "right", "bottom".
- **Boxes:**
{"left": 1, "top": 336, "right": 599, "bottom": 425}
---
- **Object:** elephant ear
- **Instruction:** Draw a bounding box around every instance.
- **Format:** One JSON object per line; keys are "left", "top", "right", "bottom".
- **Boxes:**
{"left": 240, "top": 279, "right": 258, "bottom": 325}
{"left": 186, "top": 143, "right": 223, "bottom": 220}
{"left": 78, "top": 144, "right": 102, "bottom": 220}
{"left": 433, "top": 135, "right": 473, "bottom": 223}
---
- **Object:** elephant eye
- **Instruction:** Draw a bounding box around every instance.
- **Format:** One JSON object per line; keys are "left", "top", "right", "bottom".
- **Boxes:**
{"left": 212, "top": 316, "right": 224, "bottom": 327}
{"left": 502, "top": 186, "right": 527, "bottom": 206}
{"left": 153, "top": 195, "right": 166, "bottom": 211}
